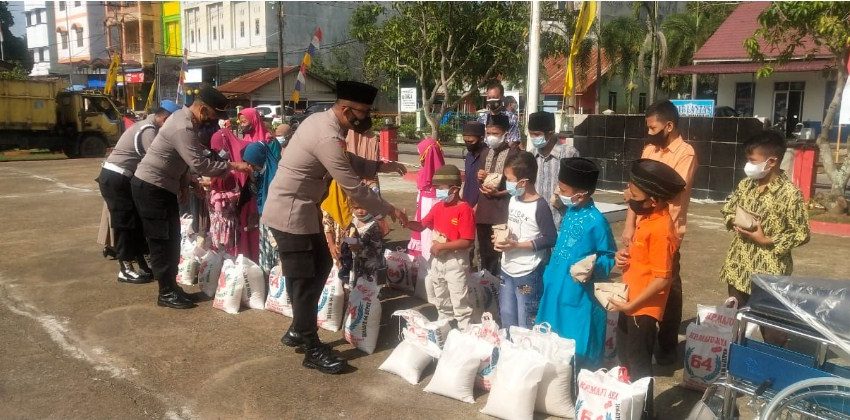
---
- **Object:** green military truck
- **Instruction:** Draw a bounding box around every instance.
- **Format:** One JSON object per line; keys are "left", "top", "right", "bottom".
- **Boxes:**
{"left": 0, "top": 79, "right": 124, "bottom": 158}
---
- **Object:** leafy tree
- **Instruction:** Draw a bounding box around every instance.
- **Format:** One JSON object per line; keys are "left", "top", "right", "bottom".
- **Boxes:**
{"left": 350, "top": 2, "right": 579, "bottom": 137}
{"left": 661, "top": 2, "right": 735, "bottom": 96}
{"left": 746, "top": 1, "right": 850, "bottom": 201}
{"left": 600, "top": 15, "right": 646, "bottom": 113}
{"left": 635, "top": 1, "right": 667, "bottom": 105}
{"left": 0, "top": 1, "right": 33, "bottom": 72}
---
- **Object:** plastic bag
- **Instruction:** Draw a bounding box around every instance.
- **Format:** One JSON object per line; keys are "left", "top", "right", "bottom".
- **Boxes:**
{"left": 465, "top": 312, "right": 502, "bottom": 391}
{"left": 343, "top": 275, "right": 382, "bottom": 354}
{"left": 481, "top": 341, "right": 548, "bottom": 420}
{"left": 468, "top": 270, "right": 500, "bottom": 322}
{"left": 197, "top": 249, "right": 225, "bottom": 298}
{"left": 239, "top": 255, "right": 266, "bottom": 310}
{"left": 575, "top": 366, "right": 651, "bottom": 420}
{"left": 264, "top": 265, "right": 292, "bottom": 317}
{"left": 603, "top": 310, "right": 619, "bottom": 367}
{"left": 176, "top": 231, "right": 199, "bottom": 286}
{"left": 424, "top": 329, "right": 495, "bottom": 403}
{"left": 393, "top": 308, "right": 452, "bottom": 358}
{"left": 317, "top": 266, "right": 346, "bottom": 332}
{"left": 413, "top": 255, "right": 431, "bottom": 301}
{"left": 384, "top": 249, "right": 416, "bottom": 292}
{"left": 213, "top": 258, "right": 244, "bottom": 314}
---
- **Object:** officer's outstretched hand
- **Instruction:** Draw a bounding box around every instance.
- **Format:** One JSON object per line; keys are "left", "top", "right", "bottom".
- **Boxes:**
{"left": 379, "top": 161, "right": 407, "bottom": 176}
{"left": 387, "top": 206, "right": 408, "bottom": 225}
{"left": 229, "top": 161, "right": 253, "bottom": 173}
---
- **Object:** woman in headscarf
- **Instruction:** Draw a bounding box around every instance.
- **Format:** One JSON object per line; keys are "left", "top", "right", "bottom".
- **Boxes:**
{"left": 407, "top": 137, "right": 445, "bottom": 259}
{"left": 242, "top": 133, "right": 283, "bottom": 277}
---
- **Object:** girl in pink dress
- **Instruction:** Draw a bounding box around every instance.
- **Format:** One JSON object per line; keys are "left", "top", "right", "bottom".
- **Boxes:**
{"left": 407, "top": 137, "right": 445, "bottom": 259}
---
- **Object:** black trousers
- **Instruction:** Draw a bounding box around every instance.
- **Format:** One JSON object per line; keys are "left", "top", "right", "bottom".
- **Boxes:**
{"left": 98, "top": 168, "right": 148, "bottom": 261}
{"left": 271, "top": 228, "right": 333, "bottom": 343}
{"left": 657, "top": 250, "right": 682, "bottom": 354}
{"left": 476, "top": 223, "right": 501, "bottom": 275}
{"left": 617, "top": 313, "right": 657, "bottom": 419}
{"left": 131, "top": 178, "right": 180, "bottom": 293}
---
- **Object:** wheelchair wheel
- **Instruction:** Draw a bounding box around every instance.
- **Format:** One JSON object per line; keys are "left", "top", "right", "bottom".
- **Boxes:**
{"left": 760, "top": 377, "right": 850, "bottom": 420}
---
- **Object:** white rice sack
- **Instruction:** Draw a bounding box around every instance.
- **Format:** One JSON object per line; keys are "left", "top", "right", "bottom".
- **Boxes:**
{"left": 468, "top": 270, "right": 500, "bottom": 322}
{"left": 197, "top": 249, "right": 225, "bottom": 297}
{"left": 481, "top": 341, "right": 548, "bottom": 420}
{"left": 213, "top": 259, "right": 244, "bottom": 314}
{"left": 317, "top": 267, "right": 346, "bottom": 332}
{"left": 424, "top": 329, "right": 495, "bottom": 403}
{"left": 238, "top": 255, "right": 266, "bottom": 310}
{"left": 264, "top": 265, "right": 292, "bottom": 317}
{"left": 697, "top": 299, "right": 757, "bottom": 338}
{"left": 682, "top": 322, "right": 734, "bottom": 390}
{"left": 466, "top": 312, "right": 502, "bottom": 391}
{"left": 343, "top": 275, "right": 382, "bottom": 354}
{"left": 176, "top": 234, "right": 199, "bottom": 286}
{"left": 378, "top": 339, "right": 434, "bottom": 385}
{"left": 414, "top": 255, "right": 431, "bottom": 301}
{"left": 393, "top": 308, "right": 452, "bottom": 358}
{"left": 603, "top": 310, "right": 619, "bottom": 367}
{"left": 509, "top": 324, "right": 577, "bottom": 418}
{"left": 384, "top": 249, "right": 416, "bottom": 292}
{"left": 575, "top": 367, "right": 651, "bottom": 420}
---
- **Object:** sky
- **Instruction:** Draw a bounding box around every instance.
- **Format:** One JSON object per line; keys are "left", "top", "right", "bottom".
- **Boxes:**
{"left": 6, "top": 2, "right": 27, "bottom": 38}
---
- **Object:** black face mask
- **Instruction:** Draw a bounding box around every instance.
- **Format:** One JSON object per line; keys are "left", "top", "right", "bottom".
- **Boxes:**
{"left": 628, "top": 198, "right": 654, "bottom": 215}
{"left": 347, "top": 109, "right": 373, "bottom": 134}
{"left": 487, "top": 100, "right": 502, "bottom": 112}
{"left": 647, "top": 128, "right": 669, "bottom": 145}
{"left": 466, "top": 141, "right": 483, "bottom": 153}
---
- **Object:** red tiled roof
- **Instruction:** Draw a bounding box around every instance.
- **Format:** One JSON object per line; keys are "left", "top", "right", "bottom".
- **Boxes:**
{"left": 541, "top": 48, "right": 612, "bottom": 95}
{"left": 693, "top": 2, "right": 831, "bottom": 62}
{"left": 217, "top": 67, "right": 298, "bottom": 95}
{"left": 665, "top": 58, "right": 835, "bottom": 75}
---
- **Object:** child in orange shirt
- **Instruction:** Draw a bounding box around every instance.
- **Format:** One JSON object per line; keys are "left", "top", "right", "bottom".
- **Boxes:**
{"left": 610, "top": 159, "right": 685, "bottom": 385}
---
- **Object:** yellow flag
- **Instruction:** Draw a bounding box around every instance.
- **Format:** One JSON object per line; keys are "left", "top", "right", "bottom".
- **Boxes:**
{"left": 104, "top": 54, "right": 121, "bottom": 95}
{"left": 563, "top": 1, "right": 597, "bottom": 98}
{"left": 145, "top": 80, "right": 157, "bottom": 112}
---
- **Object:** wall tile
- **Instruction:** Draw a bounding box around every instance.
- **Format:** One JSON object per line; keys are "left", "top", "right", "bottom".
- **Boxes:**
{"left": 574, "top": 118, "right": 589, "bottom": 136}
{"left": 737, "top": 118, "right": 764, "bottom": 142}
{"left": 711, "top": 142, "right": 738, "bottom": 168}
{"left": 573, "top": 135, "right": 589, "bottom": 156}
{"left": 691, "top": 142, "right": 711, "bottom": 167}
{"left": 588, "top": 136, "right": 605, "bottom": 158}
{"left": 713, "top": 118, "right": 738, "bottom": 142}
{"left": 603, "top": 137, "right": 625, "bottom": 160}
{"left": 589, "top": 116, "right": 606, "bottom": 137}
{"left": 624, "top": 138, "right": 646, "bottom": 159}
{"left": 708, "top": 166, "right": 735, "bottom": 194}
{"left": 625, "top": 116, "right": 646, "bottom": 139}
{"left": 607, "top": 115, "right": 626, "bottom": 138}
{"left": 689, "top": 117, "right": 714, "bottom": 142}
{"left": 679, "top": 117, "right": 691, "bottom": 141}
{"left": 694, "top": 166, "right": 710, "bottom": 190}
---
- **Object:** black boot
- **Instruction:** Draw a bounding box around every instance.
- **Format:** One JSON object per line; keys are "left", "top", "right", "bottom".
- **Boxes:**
{"left": 302, "top": 341, "right": 348, "bottom": 374}
{"left": 136, "top": 257, "right": 154, "bottom": 280}
{"left": 280, "top": 327, "right": 307, "bottom": 353}
{"left": 157, "top": 289, "right": 196, "bottom": 309}
{"left": 118, "top": 261, "right": 152, "bottom": 284}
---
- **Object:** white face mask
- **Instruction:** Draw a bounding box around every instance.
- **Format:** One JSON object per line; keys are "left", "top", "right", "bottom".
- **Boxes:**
{"left": 744, "top": 160, "right": 772, "bottom": 180}
{"left": 485, "top": 133, "right": 505, "bottom": 149}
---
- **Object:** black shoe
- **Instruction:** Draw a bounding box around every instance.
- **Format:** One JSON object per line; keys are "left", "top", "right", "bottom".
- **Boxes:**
{"left": 281, "top": 329, "right": 307, "bottom": 353}
{"left": 302, "top": 343, "right": 348, "bottom": 374}
{"left": 157, "top": 290, "right": 197, "bottom": 309}
{"left": 118, "top": 261, "right": 152, "bottom": 284}
{"left": 136, "top": 257, "right": 154, "bottom": 279}
{"left": 103, "top": 246, "right": 117, "bottom": 260}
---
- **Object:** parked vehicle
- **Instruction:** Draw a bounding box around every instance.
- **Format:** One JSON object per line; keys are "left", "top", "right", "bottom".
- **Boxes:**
{"left": 254, "top": 104, "right": 294, "bottom": 125}
{"left": 289, "top": 102, "right": 334, "bottom": 127}
{"left": 0, "top": 79, "right": 124, "bottom": 157}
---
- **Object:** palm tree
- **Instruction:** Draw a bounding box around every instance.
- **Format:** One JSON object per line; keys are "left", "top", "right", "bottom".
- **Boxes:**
{"left": 600, "top": 15, "right": 646, "bottom": 113}
{"left": 635, "top": 1, "right": 667, "bottom": 104}
{"left": 662, "top": 2, "right": 736, "bottom": 98}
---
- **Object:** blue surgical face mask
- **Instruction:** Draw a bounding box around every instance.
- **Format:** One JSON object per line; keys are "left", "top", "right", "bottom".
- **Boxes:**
{"left": 530, "top": 136, "right": 548, "bottom": 149}
{"left": 505, "top": 180, "right": 525, "bottom": 197}
{"left": 355, "top": 212, "right": 374, "bottom": 223}
{"left": 559, "top": 192, "right": 585, "bottom": 208}
{"left": 276, "top": 135, "right": 289, "bottom": 147}
{"left": 436, "top": 188, "right": 453, "bottom": 202}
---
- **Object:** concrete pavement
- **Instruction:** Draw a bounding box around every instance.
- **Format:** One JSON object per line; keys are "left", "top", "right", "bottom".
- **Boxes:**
{"left": 1, "top": 159, "right": 849, "bottom": 419}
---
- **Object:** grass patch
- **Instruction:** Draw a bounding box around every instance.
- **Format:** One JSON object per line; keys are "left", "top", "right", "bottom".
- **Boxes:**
{"left": 809, "top": 208, "right": 850, "bottom": 224}
{"left": 0, "top": 149, "right": 67, "bottom": 162}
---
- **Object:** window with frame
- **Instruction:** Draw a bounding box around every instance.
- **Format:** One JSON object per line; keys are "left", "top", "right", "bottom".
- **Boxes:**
{"left": 76, "top": 28, "right": 83, "bottom": 47}
{"left": 190, "top": 28, "right": 195, "bottom": 44}
{"left": 212, "top": 26, "right": 217, "bottom": 40}
{"left": 33, "top": 50, "right": 39, "bottom": 62}
{"left": 734, "top": 82, "right": 755, "bottom": 117}
{"left": 36, "top": 10, "right": 43, "bottom": 24}
{"left": 607, "top": 91, "right": 617, "bottom": 112}
{"left": 60, "top": 31, "right": 68, "bottom": 49}
{"left": 74, "top": 1, "right": 80, "bottom": 6}
{"left": 59, "top": 1, "right": 66, "bottom": 11}
{"left": 255, "top": 19, "right": 260, "bottom": 35}
{"left": 240, "top": 21, "right": 245, "bottom": 38}
{"left": 638, "top": 93, "right": 647, "bottom": 113}
{"left": 39, "top": 48, "right": 46, "bottom": 62}
{"left": 26, "top": 12, "right": 32, "bottom": 26}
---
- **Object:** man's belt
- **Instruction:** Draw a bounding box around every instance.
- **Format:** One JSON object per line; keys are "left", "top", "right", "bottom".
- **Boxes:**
{"left": 102, "top": 162, "right": 133, "bottom": 178}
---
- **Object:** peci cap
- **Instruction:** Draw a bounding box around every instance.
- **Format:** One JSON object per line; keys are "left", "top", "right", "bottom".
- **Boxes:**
{"left": 197, "top": 86, "right": 229, "bottom": 119}
{"left": 528, "top": 111, "right": 555, "bottom": 132}
{"left": 432, "top": 164, "right": 462, "bottom": 187}
{"left": 559, "top": 157, "right": 599, "bottom": 193}
{"left": 629, "top": 158, "right": 686, "bottom": 200}
{"left": 336, "top": 80, "right": 379, "bottom": 105}
{"left": 462, "top": 121, "right": 485, "bottom": 137}
{"left": 486, "top": 113, "right": 510, "bottom": 131}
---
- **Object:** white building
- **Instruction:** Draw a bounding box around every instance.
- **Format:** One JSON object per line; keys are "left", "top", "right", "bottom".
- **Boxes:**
{"left": 180, "top": 1, "right": 356, "bottom": 85}
{"left": 52, "top": 0, "right": 109, "bottom": 71}
{"left": 24, "top": 1, "right": 69, "bottom": 76}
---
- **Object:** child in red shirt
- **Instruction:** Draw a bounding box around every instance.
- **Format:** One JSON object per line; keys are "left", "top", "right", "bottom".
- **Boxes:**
{"left": 611, "top": 159, "right": 685, "bottom": 386}
{"left": 406, "top": 164, "right": 476, "bottom": 329}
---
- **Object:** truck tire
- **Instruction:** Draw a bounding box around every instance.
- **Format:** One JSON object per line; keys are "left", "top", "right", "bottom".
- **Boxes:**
{"left": 63, "top": 141, "right": 80, "bottom": 158}
{"left": 79, "top": 135, "right": 107, "bottom": 158}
